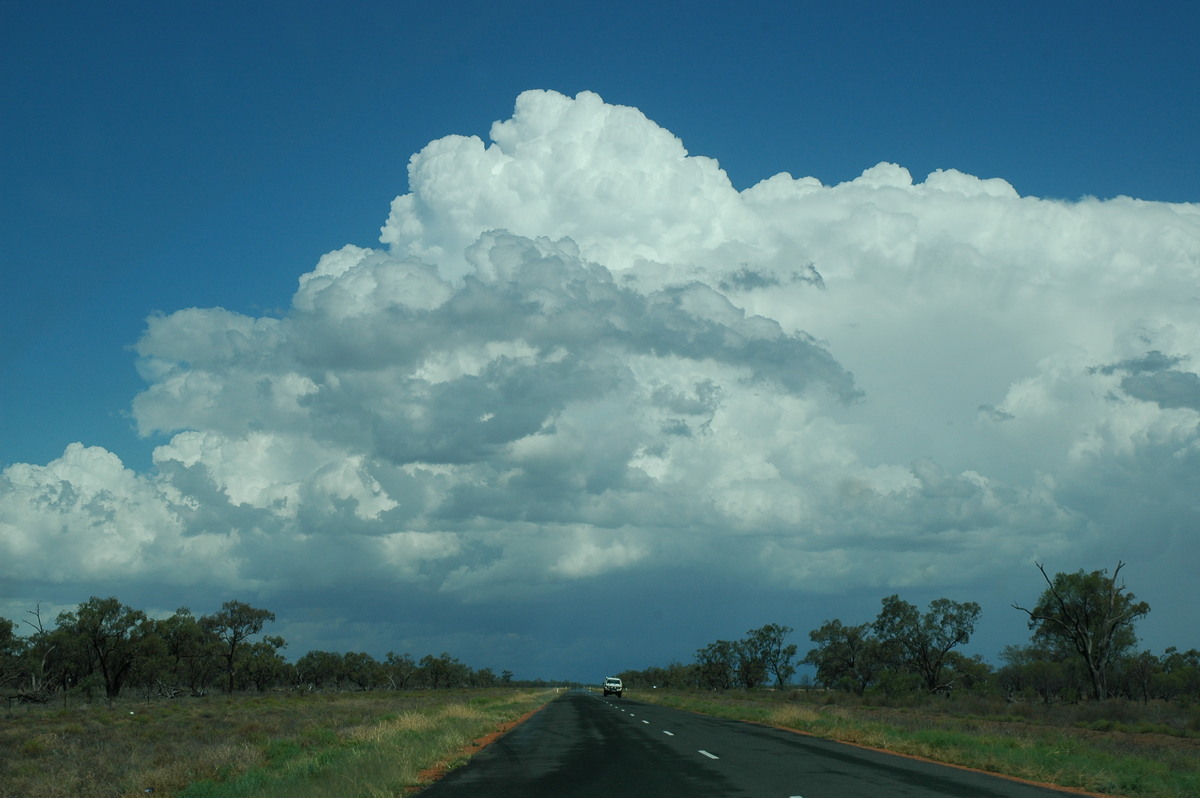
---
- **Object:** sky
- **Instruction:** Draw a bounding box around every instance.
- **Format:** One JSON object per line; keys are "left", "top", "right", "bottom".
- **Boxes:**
{"left": 2, "top": 1, "right": 1199, "bottom": 683}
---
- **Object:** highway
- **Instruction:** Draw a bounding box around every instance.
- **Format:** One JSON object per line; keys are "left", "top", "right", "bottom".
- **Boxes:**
{"left": 416, "top": 690, "right": 1084, "bottom": 797}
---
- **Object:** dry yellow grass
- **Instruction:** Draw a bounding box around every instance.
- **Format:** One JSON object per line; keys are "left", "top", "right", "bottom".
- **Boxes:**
{"left": 765, "top": 703, "right": 822, "bottom": 728}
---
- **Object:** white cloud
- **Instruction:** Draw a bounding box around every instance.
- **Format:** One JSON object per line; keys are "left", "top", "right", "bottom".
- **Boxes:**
{"left": 3, "top": 90, "right": 1199, "bottom": 660}
{"left": 0, "top": 443, "right": 231, "bottom": 584}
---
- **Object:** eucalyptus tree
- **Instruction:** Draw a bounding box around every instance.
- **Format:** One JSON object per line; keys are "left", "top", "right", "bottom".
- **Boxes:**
{"left": 385, "top": 651, "right": 418, "bottom": 689}
{"left": 695, "top": 639, "right": 738, "bottom": 690}
{"left": 734, "top": 639, "right": 769, "bottom": 689}
{"left": 56, "top": 597, "right": 158, "bottom": 699}
{"left": 341, "top": 651, "right": 384, "bottom": 690}
{"left": 154, "top": 607, "right": 222, "bottom": 694}
{"left": 1013, "top": 561, "right": 1149, "bottom": 700}
{"left": 997, "top": 643, "right": 1071, "bottom": 703}
{"left": 417, "top": 652, "right": 469, "bottom": 689}
{"left": 296, "top": 649, "right": 345, "bottom": 689}
{"left": 241, "top": 636, "right": 289, "bottom": 691}
{"left": 1154, "top": 648, "right": 1200, "bottom": 701}
{"left": 744, "top": 623, "right": 798, "bottom": 688}
{"left": 873, "top": 595, "right": 981, "bottom": 693}
{"left": 0, "top": 616, "right": 23, "bottom": 689}
{"left": 803, "top": 619, "right": 883, "bottom": 694}
{"left": 201, "top": 600, "right": 276, "bottom": 693}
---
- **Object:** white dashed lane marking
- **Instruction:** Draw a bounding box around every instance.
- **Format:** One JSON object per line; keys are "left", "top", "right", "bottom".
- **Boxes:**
{"left": 600, "top": 697, "right": 799, "bottom": 797}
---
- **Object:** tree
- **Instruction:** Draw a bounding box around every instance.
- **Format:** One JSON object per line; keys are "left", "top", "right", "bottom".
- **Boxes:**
{"left": 695, "top": 640, "right": 738, "bottom": 690}
{"left": 297, "top": 649, "right": 345, "bottom": 689}
{"left": 734, "top": 639, "right": 769, "bottom": 689}
{"left": 18, "top": 604, "right": 70, "bottom": 701}
{"left": 1120, "top": 650, "right": 1160, "bottom": 703}
{"left": 1012, "top": 562, "right": 1150, "bottom": 700}
{"left": 939, "top": 651, "right": 995, "bottom": 695}
{"left": 154, "top": 608, "right": 222, "bottom": 695}
{"left": 342, "top": 651, "right": 383, "bottom": 690}
{"left": 803, "top": 619, "right": 883, "bottom": 694}
{"left": 744, "top": 624, "right": 798, "bottom": 688}
{"left": 56, "top": 597, "right": 156, "bottom": 699}
{"left": 28, "top": 603, "right": 99, "bottom": 699}
{"left": 0, "top": 616, "right": 24, "bottom": 689}
{"left": 472, "top": 666, "right": 498, "bottom": 688}
{"left": 201, "top": 601, "right": 275, "bottom": 693}
{"left": 1154, "top": 648, "right": 1200, "bottom": 701}
{"left": 418, "top": 653, "right": 468, "bottom": 689}
{"left": 385, "top": 652, "right": 418, "bottom": 689}
{"left": 997, "top": 643, "right": 1068, "bottom": 703}
{"left": 241, "top": 636, "right": 289, "bottom": 692}
{"left": 664, "top": 661, "right": 697, "bottom": 688}
{"left": 873, "top": 595, "right": 981, "bottom": 693}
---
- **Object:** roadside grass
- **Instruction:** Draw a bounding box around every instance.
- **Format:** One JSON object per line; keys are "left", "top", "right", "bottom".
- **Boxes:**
{"left": 630, "top": 689, "right": 1200, "bottom": 798}
{"left": 0, "top": 688, "right": 555, "bottom": 798}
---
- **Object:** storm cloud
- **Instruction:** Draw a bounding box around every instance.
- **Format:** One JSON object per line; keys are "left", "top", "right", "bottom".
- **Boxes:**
{"left": 3, "top": 91, "right": 1198, "bottom": 672}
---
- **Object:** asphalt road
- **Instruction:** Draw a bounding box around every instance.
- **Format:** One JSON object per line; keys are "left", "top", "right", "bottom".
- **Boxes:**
{"left": 417, "top": 690, "right": 1085, "bottom": 798}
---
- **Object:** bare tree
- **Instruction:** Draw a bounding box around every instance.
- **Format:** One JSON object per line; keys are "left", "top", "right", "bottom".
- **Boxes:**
{"left": 1012, "top": 561, "right": 1150, "bottom": 700}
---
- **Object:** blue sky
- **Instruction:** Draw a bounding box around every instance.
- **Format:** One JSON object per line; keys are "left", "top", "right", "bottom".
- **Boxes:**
{"left": 2, "top": 2, "right": 1198, "bottom": 681}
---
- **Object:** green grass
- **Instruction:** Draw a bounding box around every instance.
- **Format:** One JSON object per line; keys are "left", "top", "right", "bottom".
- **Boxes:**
{"left": 630, "top": 689, "right": 1200, "bottom": 798}
{"left": 0, "top": 688, "right": 556, "bottom": 797}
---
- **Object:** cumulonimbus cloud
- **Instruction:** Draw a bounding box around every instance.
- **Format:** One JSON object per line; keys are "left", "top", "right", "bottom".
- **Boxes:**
{"left": 3, "top": 90, "right": 1199, "bottom": 618}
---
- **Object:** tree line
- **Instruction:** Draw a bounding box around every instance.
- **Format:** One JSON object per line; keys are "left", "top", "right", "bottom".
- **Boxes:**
{"left": 0, "top": 597, "right": 532, "bottom": 704}
{"left": 617, "top": 563, "right": 1200, "bottom": 703}
{"left": 5, "top": 563, "right": 1194, "bottom": 706}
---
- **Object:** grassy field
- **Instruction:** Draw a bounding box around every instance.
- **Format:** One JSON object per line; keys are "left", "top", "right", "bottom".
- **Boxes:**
{"left": 631, "top": 689, "right": 1200, "bottom": 798}
{"left": 0, "top": 687, "right": 556, "bottom": 797}
{"left": 6, "top": 686, "right": 1199, "bottom": 797}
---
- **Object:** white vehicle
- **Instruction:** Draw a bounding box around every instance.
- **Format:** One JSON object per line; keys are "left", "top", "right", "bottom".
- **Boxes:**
{"left": 602, "top": 676, "right": 623, "bottom": 697}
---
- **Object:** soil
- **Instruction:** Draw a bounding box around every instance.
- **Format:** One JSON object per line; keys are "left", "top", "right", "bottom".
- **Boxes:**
{"left": 408, "top": 704, "right": 548, "bottom": 792}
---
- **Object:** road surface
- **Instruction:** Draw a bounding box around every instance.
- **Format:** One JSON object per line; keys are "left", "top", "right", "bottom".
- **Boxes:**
{"left": 417, "top": 690, "right": 1085, "bottom": 797}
